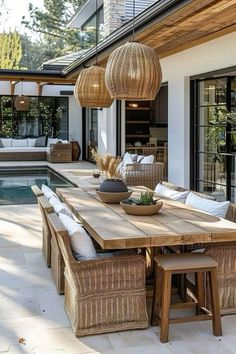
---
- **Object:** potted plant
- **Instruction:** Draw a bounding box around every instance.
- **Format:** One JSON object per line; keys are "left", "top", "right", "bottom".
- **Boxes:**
{"left": 120, "top": 191, "right": 163, "bottom": 216}
{"left": 91, "top": 149, "right": 133, "bottom": 203}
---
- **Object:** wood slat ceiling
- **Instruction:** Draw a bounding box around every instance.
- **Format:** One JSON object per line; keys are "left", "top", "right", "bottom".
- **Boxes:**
{"left": 94, "top": 0, "right": 236, "bottom": 68}
{"left": 136, "top": 0, "right": 236, "bottom": 58}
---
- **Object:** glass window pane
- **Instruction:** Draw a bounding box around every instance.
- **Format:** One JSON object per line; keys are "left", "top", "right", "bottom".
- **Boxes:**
{"left": 197, "top": 181, "right": 226, "bottom": 201}
{"left": 199, "top": 78, "right": 227, "bottom": 106}
{"left": 231, "top": 78, "right": 236, "bottom": 105}
{"left": 198, "top": 106, "right": 228, "bottom": 125}
{"left": 197, "top": 153, "right": 226, "bottom": 185}
{"left": 198, "top": 127, "right": 226, "bottom": 153}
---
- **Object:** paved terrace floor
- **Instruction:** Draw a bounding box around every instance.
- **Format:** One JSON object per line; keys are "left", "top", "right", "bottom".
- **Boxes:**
{"left": 0, "top": 161, "right": 236, "bottom": 353}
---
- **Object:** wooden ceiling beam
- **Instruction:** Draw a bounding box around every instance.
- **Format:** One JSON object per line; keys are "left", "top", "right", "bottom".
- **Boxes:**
{"left": 36, "top": 82, "right": 48, "bottom": 96}
{"left": 10, "top": 81, "right": 19, "bottom": 95}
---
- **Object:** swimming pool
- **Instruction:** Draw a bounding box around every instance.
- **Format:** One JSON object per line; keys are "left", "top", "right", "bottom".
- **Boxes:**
{"left": 0, "top": 167, "right": 75, "bottom": 205}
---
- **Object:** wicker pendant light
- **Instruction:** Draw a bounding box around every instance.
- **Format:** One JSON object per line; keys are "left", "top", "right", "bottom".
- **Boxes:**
{"left": 74, "top": 0, "right": 114, "bottom": 108}
{"left": 74, "top": 65, "right": 114, "bottom": 108}
{"left": 14, "top": 95, "right": 31, "bottom": 111}
{"left": 14, "top": 80, "right": 31, "bottom": 111}
{"left": 105, "top": 41, "right": 162, "bottom": 100}
{"left": 105, "top": 0, "right": 162, "bottom": 100}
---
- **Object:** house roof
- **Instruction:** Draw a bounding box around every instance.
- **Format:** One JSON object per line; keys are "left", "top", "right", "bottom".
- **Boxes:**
{"left": 40, "top": 50, "right": 88, "bottom": 71}
{"left": 62, "top": 0, "right": 236, "bottom": 79}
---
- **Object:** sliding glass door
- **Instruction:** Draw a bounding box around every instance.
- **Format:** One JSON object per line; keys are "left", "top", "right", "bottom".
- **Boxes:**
{"left": 194, "top": 77, "right": 236, "bottom": 202}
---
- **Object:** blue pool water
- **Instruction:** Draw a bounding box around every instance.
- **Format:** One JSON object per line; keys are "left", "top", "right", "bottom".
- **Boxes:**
{"left": 0, "top": 167, "right": 74, "bottom": 205}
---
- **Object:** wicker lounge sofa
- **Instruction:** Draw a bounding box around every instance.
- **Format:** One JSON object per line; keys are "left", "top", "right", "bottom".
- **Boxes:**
{"left": 0, "top": 137, "right": 72, "bottom": 162}
{"left": 47, "top": 212, "right": 148, "bottom": 336}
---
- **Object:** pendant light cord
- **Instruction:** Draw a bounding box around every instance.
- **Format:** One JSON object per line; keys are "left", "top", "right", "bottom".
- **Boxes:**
{"left": 95, "top": 0, "right": 98, "bottom": 65}
{"left": 132, "top": 0, "right": 135, "bottom": 41}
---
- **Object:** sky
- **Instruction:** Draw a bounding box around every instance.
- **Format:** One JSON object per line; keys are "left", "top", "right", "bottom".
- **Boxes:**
{"left": 0, "top": 0, "right": 44, "bottom": 36}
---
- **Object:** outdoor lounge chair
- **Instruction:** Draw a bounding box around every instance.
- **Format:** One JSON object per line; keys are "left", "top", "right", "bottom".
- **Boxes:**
{"left": 31, "top": 185, "right": 54, "bottom": 267}
{"left": 125, "top": 162, "right": 164, "bottom": 190}
{"left": 47, "top": 212, "right": 148, "bottom": 336}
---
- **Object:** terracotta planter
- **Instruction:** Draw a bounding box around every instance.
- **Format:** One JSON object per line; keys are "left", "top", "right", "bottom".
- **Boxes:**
{"left": 120, "top": 201, "right": 163, "bottom": 216}
{"left": 96, "top": 190, "right": 133, "bottom": 204}
{"left": 98, "top": 179, "right": 128, "bottom": 193}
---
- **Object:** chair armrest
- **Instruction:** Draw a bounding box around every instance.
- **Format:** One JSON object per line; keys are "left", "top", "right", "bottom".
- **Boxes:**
{"left": 31, "top": 185, "right": 43, "bottom": 197}
{"left": 72, "top": 254, "right": 146, "bottom": 296}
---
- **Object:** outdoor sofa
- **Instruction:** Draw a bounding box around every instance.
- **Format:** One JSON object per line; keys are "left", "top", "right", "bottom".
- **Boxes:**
{"left": 0, "top": 137, "right": 72, "bottom": 162}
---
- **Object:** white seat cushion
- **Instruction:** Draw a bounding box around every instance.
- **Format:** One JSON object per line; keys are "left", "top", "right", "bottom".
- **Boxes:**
{"left": 140, "top": 154, "right": 154, "bottom": 164}
{"left": 12, "top": 139, "right": 28, "bottom": 147}
{"left": 59, "top": 213, "right": 97, "bottom": 260}
{"left": 49, "top": 196, "right": 73, "bottom": 218}
{"left": 185, "top": 192, "right": 230, "bottom": 218}
{"left": 155, "top": 183, "right": 189, "bottom": 203}
{"left": 27, "top": 138, "right": 36, "bottom": 147}
{"left": 41, "top": 184, "right": 58, "bottom": 200}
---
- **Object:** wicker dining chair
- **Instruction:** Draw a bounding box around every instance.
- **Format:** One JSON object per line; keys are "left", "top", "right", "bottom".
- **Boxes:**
{"left": 31, "top": 186, "right": 54, "bottom": 267}
{"left": 47, "top": 212, "right": 148, "bottom": 337}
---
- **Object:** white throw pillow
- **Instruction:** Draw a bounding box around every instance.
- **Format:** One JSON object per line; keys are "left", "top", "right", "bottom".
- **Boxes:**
{"left": 185, "top": 192, "right": 230, "bottom": 218}
{"left": 123, "top": 152, "right": 133, "bottom": 166}
{"left": 155, "top": 183, "right": 189, "bottom": 203}
{"left": 49, "top": 196, "right": 73, "bottom": 218}
{"left": 1, "top": 138, "right": 12, "bottom": 147}
{"left": 41, "top": 184, "right": 58, "bottom": 200}
{"left": 47, "top": 138, "right": 59, "bottom": 147}
{"left": 137, "top": 155, "right": 144, "bottom": 163}
{"left": 27, "top": 138, "right": 36, "bottom": 147}
{"left": 140, "top": 155, "right": 155, "bottom": 164}
{"left": 12, "top": 139, "right": 28, "bottom": 147}
{"left": 59, "top": 213, "right": 97, "bottom": 260}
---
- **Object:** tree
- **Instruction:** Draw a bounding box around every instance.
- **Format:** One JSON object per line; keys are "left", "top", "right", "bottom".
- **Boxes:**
{"left": 22, "top": 0, "right": 86, "bottom": 59}
{"left": 0, "top": 31, "right": 22, "bottom": 69}
{"left": 19, "top": 34, "right": 49, "bottom": 70}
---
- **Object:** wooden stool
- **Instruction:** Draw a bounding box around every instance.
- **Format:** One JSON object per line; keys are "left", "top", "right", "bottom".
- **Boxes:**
{"left": 152, "top": 253, "right": 222, "bottom": 343}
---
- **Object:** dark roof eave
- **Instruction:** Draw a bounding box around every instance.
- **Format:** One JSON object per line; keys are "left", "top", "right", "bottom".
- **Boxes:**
{"left": 0, "top": 69, "right": 65, "bottom": 78}
{"left": 63, "top": 0, "right": 192, "bottom": 77}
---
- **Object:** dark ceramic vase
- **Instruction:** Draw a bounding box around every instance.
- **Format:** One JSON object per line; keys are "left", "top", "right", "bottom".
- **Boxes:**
{"left": 98, "top": 179, "right": 128, "bottom": 193}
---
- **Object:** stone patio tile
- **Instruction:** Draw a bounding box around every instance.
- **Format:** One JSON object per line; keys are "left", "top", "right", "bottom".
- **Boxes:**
{"left": 116, "top": 344, "right": 171, "bottom": 354}
{"left": 107, "top": 329, "right": 159, "bottom": 349}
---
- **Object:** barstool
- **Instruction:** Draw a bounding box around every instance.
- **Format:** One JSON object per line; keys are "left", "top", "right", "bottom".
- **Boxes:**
{"left": 152, "top": 253, "right": 222, "bottom": 343}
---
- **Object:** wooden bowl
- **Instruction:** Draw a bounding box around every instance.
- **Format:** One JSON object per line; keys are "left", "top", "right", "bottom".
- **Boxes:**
{"left": 120, "top": 201, "right": 163, "bottom": 216}
{"left": 96, "top": 189, "right": 133, "bottom": 204}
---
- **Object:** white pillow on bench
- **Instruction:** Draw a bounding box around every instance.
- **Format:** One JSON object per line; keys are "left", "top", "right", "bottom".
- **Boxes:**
{"left": 49, "top": 195, "right": 73, "bottom": 218}
{"left": 155, "top": 183, "right": 189, "bottom": 203}
{"left": 59, "top": 213, "right": 97, "bottom": 260}
{"left": 1, "top": 138, "right": 12, "bottom": 147}
{"left": 41, "top": 184, "right": 58, "bottom": 200}
{"left": 185, "top": 192, "right": 230, "bottom": 218}
{"left": 140, "top": 155, "right": 154, "bottom": 164}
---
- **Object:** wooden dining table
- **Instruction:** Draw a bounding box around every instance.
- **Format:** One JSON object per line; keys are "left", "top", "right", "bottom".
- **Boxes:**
{"left": 56, "top": 187, "right": 236, "bottom": 250}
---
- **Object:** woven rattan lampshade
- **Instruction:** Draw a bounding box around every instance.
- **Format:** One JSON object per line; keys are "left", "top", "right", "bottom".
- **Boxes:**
{"left": 74, "top": 66, "right": 114, "bottom": 108}
{"left": 14, "top": 95, "right": 31, "bottom": 111}
{"left": 105, "top": 41, "right": 162, "bottom": 100}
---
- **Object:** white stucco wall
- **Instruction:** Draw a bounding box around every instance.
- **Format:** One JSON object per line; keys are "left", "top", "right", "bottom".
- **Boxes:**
{"left": 97, "top": 100, "right": 117, "bottom": 155}
{"left": 160, "top": 31, "right": 236, "bottom": 188}
{"left": 0, "top": 82, "right": 83, "bottom": 157}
